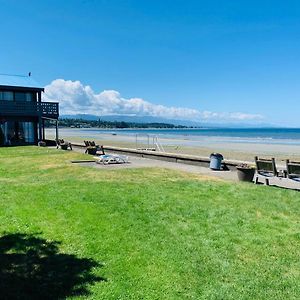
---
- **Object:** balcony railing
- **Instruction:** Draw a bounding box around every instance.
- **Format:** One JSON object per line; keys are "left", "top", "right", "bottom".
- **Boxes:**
{"left": 39, "top": 102, "right": 59, "bottom": 117}
{"left": 0, "top": 101, "right": 59, "bottom": 118}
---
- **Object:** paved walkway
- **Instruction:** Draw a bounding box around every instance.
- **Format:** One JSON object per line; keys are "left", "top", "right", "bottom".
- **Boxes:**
{"left": 88, "top": 154, "right": 238, "bottom": 180}
{"left": 69, "top": 146, "right": 300, "bottom": 190}
{"left": 71, "top": 146, "right": 240, "bottom": 181}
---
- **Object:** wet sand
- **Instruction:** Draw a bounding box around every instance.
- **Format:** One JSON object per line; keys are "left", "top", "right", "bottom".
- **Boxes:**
{"left": 46, "top": 128, "right": 300, "bottom": 163}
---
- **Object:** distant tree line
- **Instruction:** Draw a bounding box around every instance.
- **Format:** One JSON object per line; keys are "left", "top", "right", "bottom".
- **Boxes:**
{"left": 45, "top": 118, "right": 192, "bottom": 129}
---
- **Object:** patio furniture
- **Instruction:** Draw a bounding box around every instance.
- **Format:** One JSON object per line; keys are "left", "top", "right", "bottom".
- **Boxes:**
{"left": 86, "top": 147, "right": 97, "bottom": 155}
{"left": 236, "top": 164, "right": 256, "bottom": 182}
{"left": 286, "top": 160, "right": 300, "bottom": 181}
{"left": 56, "top": 139, "right": 72, "bottom": 150}
{"left": 95, "top": 154, "right": 129, "bottom": 165}
{"left": 84, "top": 140, "right": 105, "bottom": 155}
{"left": 84, "top": 140, "right": 99, "bottom": 147}
{"left": 89, "top": 141, "right": 104, "bottom": 153}
{"left": 254, "top": 156, "right": 278, "bottom": 185}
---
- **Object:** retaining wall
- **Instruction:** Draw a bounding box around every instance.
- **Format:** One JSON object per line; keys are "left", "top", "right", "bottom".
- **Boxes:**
{"left": 71, "top": 142, "right": 242, "bottom": 171}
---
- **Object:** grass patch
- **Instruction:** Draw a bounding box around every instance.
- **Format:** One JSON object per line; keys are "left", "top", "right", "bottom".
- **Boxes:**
{"left": 0, "top": 146, "right": 300, "bottom": 299}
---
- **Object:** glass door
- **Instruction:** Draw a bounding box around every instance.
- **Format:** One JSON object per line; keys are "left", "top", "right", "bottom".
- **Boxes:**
{"left": 0, "top": 121, "right": 36, "bottom": 145}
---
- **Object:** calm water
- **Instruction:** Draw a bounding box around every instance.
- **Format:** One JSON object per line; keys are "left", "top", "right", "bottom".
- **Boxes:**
{"left": 81, "top": 128, "right": 300, "bottom": 144}
{"left": 49, "top": 127, "right": 300, "bottom": 147}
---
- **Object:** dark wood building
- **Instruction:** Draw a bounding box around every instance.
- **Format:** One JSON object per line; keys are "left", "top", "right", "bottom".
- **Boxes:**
{"left": 0, "top": 74, "right": 59, "bottom": 146}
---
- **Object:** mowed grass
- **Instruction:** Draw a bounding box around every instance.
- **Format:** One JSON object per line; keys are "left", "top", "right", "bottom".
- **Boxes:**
{"left": 0, "top": 147, "right": 300, "bottom": 299}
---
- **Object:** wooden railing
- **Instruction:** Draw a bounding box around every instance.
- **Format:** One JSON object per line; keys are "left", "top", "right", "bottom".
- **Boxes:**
{"left": 0, "top": 101, "right": 59, "bottom": 118}
{"left": 40, "top": 102, "right": 59, "bottom": 117}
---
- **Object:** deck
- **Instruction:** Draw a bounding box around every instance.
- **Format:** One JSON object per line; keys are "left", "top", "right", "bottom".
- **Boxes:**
{"left": 0, "top": 101, "right": 59, "bottom": 119}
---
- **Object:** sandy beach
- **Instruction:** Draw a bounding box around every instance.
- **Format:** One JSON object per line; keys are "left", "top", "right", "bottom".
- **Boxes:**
{"left": 46, "top": 128, "right": 300, "bottom": 163}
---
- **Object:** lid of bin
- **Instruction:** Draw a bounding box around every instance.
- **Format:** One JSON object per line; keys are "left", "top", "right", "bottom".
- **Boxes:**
{"left": 210, "top": 153, "right": 224, "bottom": 159}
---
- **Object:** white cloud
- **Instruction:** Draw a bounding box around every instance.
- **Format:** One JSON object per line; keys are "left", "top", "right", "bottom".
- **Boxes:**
{"left": 44, "top": 79, "right": 263, "bottom": 122}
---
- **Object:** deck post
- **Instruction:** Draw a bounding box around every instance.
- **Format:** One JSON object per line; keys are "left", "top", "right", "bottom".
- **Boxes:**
{"left": 37, "top": 91, "right": 43, "bottom": 142}
{"left": 42, "top": 119, "right": 45, "bottom": 140}
{"left": 38, "top": 116, "right": 43, "bottom": 141}
{"left": 55, "top": 120, "right": 59, "bottom": 141}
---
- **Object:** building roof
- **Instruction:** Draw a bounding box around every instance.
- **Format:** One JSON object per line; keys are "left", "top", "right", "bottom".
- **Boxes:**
{"left": 0, "top": 74, "right": 43, "bottom": 90}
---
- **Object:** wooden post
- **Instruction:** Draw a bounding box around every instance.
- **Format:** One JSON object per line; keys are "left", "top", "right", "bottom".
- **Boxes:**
{"left": 37, "top": 91, "right": 42, "bottom": 103}
{"left": 42, "top": 119, "right": 45, "bottom": 140}
{"left": 37, "top": 91, "right": 42, "bottom": 142}
{"left": 38, "top": 117, "right": 43, "bottom": 142}
{"left": 55, "top": 120, "right": 59, "bottom": 141}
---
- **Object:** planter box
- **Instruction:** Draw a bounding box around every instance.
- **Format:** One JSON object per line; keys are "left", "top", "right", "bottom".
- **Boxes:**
{"left": 237, "top": 167, "right": 255, "bottom": 182}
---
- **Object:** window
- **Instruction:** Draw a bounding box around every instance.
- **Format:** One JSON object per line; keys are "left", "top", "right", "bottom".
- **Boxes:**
{"left": 25, "top": 93, "right": 34, "bottom": 101}
{"left": 14, "top": 92, "right": 34, "bottom": 102}
{"left": 0, "top": 91, "right": 14, "bottom": 101}
{"left": 19, "top": 122, "right": 35, "bottom": 143}
{"left": 15, "top": 92, "right": 25, "bottom": 101}
{"left": 0, "top": 121, "right": 35, "bottom": 145}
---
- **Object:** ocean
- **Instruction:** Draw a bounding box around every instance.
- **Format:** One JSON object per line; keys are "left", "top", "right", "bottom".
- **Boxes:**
{"left": 81, "top": 128, "right": 300, "bottom": 146}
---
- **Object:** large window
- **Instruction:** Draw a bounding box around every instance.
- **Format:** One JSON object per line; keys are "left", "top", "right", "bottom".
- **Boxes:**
{"left": 15, "top": 92, "right": 34, "bottom": 102}
{"left": 19, "top": 122, "right": 35, "bottom": 143}
{"left": 0, "top": 121, "right": 15, "bottom": 145}
{"left": 0, "top": 121, "right": 35, "bottom": 145}
{"left": 0, "top": 91, "right": 14, "bottom": 101}
{"left": 0, "top": 91, "right": 34, "bottom": 101}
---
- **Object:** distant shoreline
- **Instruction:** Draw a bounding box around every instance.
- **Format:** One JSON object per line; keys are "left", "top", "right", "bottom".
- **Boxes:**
{"left": 57, "top": 127, "right": 204, "bottom": 130}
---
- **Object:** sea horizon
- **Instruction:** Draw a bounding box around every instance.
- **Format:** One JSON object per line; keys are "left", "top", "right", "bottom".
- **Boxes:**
{"left": 53, "top": 127, "right": 300, "bottom": 146}
{"left": 80, "top": 127, "right": 300, "bottom": 139}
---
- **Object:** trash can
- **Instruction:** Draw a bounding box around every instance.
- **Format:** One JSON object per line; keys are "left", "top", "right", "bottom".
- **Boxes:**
{"left": 210, "top": 153, "right": 223, "bottom": 170}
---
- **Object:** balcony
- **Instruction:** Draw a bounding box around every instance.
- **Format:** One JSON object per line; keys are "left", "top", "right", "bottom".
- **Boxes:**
{"left": 0, "top": 101, "right": 59, "bottom": 119}
{"left": 40, "top": 102, "right": 59, "bottom": 118}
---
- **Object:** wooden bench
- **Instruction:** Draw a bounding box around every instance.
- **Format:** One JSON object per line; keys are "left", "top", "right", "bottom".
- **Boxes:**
{"left": 286, "top": 160, "right": 300, "bottom": 181}
{"left": 254, "top": 156, "right": 278, "bottom": 185}
{"left": 84, "top": 140, "right": 105, "bottom": 155}
{"left": 56, "top": 139, "right": 72, "bottom": 150}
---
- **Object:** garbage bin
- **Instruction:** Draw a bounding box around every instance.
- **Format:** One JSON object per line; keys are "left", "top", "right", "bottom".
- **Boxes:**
{"left": 210, "top": 153, "right": 223, "bottom": 170}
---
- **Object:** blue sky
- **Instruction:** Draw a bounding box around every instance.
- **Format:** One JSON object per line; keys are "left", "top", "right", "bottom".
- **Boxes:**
{"left": 1, "top": 0, "right": 300, "bottom": 125}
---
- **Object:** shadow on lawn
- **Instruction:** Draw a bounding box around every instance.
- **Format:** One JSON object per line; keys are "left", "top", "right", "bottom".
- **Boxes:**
{"left": 0, "top": 233, "right": 106, "bottom": 299}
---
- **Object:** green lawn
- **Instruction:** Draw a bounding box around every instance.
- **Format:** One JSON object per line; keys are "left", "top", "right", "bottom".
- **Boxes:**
{"left": 0, "top": 147, "right": 300, "bottom": 299}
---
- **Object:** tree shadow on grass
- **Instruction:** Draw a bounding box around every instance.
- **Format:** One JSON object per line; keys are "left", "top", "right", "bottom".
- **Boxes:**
{"left": 0, "top": 233, "right": 106, "bottom": 299}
